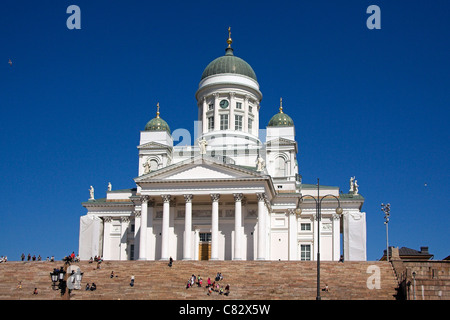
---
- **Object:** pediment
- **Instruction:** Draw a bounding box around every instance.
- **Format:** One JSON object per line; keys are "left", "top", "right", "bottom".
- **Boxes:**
{"left": 137, "top": 141, "right": 172, "bottom": 150}
{"left": 135, "top": 156, "right": 262, "bottom": 183}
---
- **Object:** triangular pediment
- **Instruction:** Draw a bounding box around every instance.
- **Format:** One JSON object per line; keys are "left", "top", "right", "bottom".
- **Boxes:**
{"left": 135, "top": 156, "right": 263, "bottom": 183}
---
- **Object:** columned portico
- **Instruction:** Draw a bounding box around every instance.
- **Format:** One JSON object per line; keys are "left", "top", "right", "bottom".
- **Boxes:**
{"left": 210, "top": 193, "right": 220, "bottom": 260}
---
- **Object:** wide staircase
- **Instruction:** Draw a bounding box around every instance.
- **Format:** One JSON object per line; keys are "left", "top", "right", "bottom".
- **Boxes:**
{"left": 0, "top": 260, "right": 399, "bottom": 300}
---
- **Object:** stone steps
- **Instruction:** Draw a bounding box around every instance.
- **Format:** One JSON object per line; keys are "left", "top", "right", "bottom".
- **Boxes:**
{"left": 0, "top": 260, "right": 399, "bottom": 300}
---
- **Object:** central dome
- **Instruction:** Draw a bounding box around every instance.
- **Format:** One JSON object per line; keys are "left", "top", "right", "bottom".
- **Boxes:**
{"left": 201, "top": 47, "right": 257, "bottom": 81}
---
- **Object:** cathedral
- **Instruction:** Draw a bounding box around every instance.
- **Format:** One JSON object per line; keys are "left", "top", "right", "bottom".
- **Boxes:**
{"left": 79, "top": 30, "right": 367, "bottom": 262}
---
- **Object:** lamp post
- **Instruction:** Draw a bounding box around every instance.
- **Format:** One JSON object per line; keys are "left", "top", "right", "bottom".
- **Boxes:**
{"left": 296, "top": 178, "right": 343, "bottom": 300}
{"left": 381, "top": 203, "right": 390, "bottom": 262}
{"left": 50, "top": 258, "right": 83, "bottom": 300}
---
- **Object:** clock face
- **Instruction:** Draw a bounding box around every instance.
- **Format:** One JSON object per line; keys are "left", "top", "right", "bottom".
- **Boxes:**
{"left": 220, "top": 100, "right": 229, "bottom": 109}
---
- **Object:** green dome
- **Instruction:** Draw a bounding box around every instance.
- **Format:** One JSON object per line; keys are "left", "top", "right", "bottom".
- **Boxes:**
{"left": 201, "top": 48, "right": 257, "bottom": 81}
{"left": 144, "top": 104, "right": 171, "bottom": 133}
{"left": 268, "top": 102, "right": 294, "bottom": 127}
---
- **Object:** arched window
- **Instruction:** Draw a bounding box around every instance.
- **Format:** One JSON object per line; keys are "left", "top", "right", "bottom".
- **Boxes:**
{"left": 275, "top": 156, "right": 286, "bottom": 177}
{"left": 150, "top": 159, "right": 159, "bottom": 171}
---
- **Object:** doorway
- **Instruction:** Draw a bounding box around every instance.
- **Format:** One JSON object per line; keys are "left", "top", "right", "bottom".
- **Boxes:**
{"left": 199, "top": 232, "right": 211, "bottom": 260}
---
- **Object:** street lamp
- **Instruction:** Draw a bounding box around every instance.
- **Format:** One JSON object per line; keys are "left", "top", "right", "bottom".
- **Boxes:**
{"left": 381, "top": 203, "right": 390, "bottom": 262}
{"left": 296, "top": 178, "right": 343, "bottom": 300}
{"left": 49, "top": 258, "right": 83, "bottom": 299}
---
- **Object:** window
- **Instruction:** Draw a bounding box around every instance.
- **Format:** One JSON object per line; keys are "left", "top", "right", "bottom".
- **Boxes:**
{"left": 199, "top": 233, "right": 212, "bottom": 242}
{"left": 208, "top": 103, "right": 214, "bottom": 111}
{"left": 220, "top": 114, "right": 229, "bottom": 130}
{"left": 248, "top": 118, "right": 253, "bottom": 131}
{"left": 150, "top": 159, "right": 159, "bottom": 171}
{"left": 275, "top": 156, "right": 286, "bottom": 176}
{"left": 208, "top": 116, "right": 214, "bottom": 130}
{"left": 301, "top": 244, "right": 311, "bottom": 261}
{"left": 235, "top": 115, "right": 243, "bottom": 131}
{"left": 236, "top": 102, "right": 242, "bottom": 109}
{"left": 248, "top": 105, "right": 252, "bottom": 113}
{"left": 301, "top": 223, "right": 311, "bottom": 231}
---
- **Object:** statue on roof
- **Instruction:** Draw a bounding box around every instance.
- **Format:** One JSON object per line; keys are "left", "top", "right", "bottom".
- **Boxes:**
{"left": 256, "top": 155, "right": 265, "bottom": 172}
{"left": 349, "top": 176, "right": 359, "bottom": 195}
{"left": 89, "top": 186, "right": 95, "bottom": 200}
{"left": 198, "top": 137, "right": 208, "bottom": 155}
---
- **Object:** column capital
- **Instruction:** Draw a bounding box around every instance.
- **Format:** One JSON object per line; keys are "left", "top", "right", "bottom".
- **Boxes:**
{"left": 161, "top": 194, "right": 171, "bottom": 203}
{"left": 256, "top": 192, "right": 267, "bottom": 202}
{"left": 103, "top": 216, "right": 112, "bottom": 223}
{"left": 134, "top": 210, "right": 141, "bottom": 218}
{"left": 121, "top": 216, "right": 130, "bottom": 223}
{"left": 287, "top": 208, "right": 296, "bottom": 215}
{"left": 210, "top": 193, "right": 220, "bottom": 202}
{"left": 140, "top": 195, "right": 150, "bottom": 203}
{"left": 184, "top": 194, "right": 193, "bottom": 203}
{"left": 233, "top": 193, "right": 244, "bottom": 202}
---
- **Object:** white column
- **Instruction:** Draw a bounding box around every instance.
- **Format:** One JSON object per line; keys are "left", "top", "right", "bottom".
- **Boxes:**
{"left": 332, "top": 213, "right": 341, "bottom": 261}
{"left": 161, "top": 194, "right": 171, "bottom": 260}
{"left": 213, "top": 93, "right": 220, "bottom": 131}
{"left": 133, "top": 211, "right": 141, "bottom": 260}
{"left": 139, "top": 196, "right": 149, "bottom": 260}
{"left": 233, "top": 193, "right": 243, "bottom": 260}
{"left": 102, "top": 217, "right": 112, "bottom": 260}
{"left": 183, "top": 194, "right": 193, "bottom": 260}
{"left": 120, "top": 217, "right": 130, "bottom": 260}
{"left": 210, "top": 194, "right": 220, "bottom": 260}
{"left": 202, "top": 97, "right": 207, "bottom": 134}
{"left": 288, "top": 209, "right": 298, "bottom": 260}
{"left": 257, "top": 193, "right": 266, "bottom": 260}
{"left": 243, "top": 95, "right": 249, "bottom": 134}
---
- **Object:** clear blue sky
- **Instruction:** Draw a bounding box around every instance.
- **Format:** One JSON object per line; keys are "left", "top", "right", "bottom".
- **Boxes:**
{"left": 0, "top": 0, "right": 449, "bottom": 261}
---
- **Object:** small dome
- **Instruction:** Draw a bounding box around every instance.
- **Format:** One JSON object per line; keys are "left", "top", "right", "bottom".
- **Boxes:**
{"left": 144, "top": 103, "right": 171, "bottom": 134}
{"left": 268, "top": 98, "right": 294, "bottom": 127}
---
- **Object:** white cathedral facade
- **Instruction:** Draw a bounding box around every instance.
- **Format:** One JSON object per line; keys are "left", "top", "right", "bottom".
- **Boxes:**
{"left": 79, "top": 31, "right": 367, "bottom": 262}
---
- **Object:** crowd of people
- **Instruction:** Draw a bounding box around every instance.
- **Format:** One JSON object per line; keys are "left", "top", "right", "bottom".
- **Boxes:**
{"left": 185, "top": 271, "right": 230, "bottom": 296}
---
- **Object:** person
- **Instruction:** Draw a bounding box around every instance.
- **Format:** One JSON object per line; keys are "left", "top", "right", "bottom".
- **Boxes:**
{"left": 27, "top": 253, "right": 31, "bottom": 261}
{"left": 33, "top": 288, "right": 38, "bottom": 295}
{"left": 21, "top": 253, "right": 25, "bottom": 261}
{"left": 110, "top": 271, "right": 115, "bottom": 278}
{"left": 186, "top": 280, "right": 191, "bottom": 289}
{"left": 225, "top": 284, "right": 230, "bottom": 296}
{"left": 207, "top": 286, "right": 212, "bottom": 296}
{"left": 219, "top": 287, "right": 224, "bottom": 295}
{"left": 322, "top": 284, "right": 329, "bottom": 292}
{"left": 168, "top": 256, "right": 173, "bottom": 267}
{"left": 130, "top": 276, "right": 135, "bottom": 287}
{"left": 207, "top": 277, "right": 211, "bottom": 288}
{"left": 89, "top": 257, "right": 93, "bottom": 264}
{"left": 50, "top": 256, "right": 55, "bottom": 262}
{"left": 85, "top": 283, "right": 90, "bottom": 291}
{"left": 17, "top": 281, "right": 22, "bottom": 289}
{"left": 339, "top": 255, "right": 344, "bottom": 263}
{"left": 90, "top": 283, "right": 96, "bottom": 291}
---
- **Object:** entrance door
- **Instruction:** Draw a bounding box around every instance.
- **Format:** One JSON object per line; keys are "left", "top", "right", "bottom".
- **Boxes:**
{"left": 199, "top": 232, "right": 212, "bottom": 260}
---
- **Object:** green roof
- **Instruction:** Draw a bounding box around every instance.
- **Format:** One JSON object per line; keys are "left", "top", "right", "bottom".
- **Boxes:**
{"left": 268, "top": 110, "right": 294, "bottom": 127}
{"left": 201, "top": 48, "right": 257, "bottom": 81}
{"left": 145, "top": 116, "right": 171, "bottom": 134}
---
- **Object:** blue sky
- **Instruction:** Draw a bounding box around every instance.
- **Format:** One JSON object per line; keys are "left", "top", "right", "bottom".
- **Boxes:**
{"left": 0, "top": 0, "right": 448, "bottom": 261}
